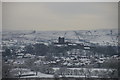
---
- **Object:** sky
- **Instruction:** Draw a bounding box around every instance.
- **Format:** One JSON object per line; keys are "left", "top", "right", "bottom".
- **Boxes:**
{"left": 2, "top": 2, "right": 118, "bottom": 31}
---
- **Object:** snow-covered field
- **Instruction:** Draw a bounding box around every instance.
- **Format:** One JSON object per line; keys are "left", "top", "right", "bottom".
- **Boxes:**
{"left": 20, "top": 72, "right": 53, "bottom": 78}
{"left": 19, "top": 68, "right": 117, "bottom": 78}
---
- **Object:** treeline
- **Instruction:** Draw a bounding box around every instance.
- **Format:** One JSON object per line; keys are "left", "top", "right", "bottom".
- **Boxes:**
{"left": 91, "top": 46, "right": 118, "bottom": 56}
{"left": 2, "top": 43, "right": 118, "bottom": 58}
{"left": 20, "top": 43, "right": 119, "bottom": 57}
{"left": 23, "top": 44, "right": 83, "bottom": 56}
{"left": 20, "top": 44, "right": 119, "bottom": 56}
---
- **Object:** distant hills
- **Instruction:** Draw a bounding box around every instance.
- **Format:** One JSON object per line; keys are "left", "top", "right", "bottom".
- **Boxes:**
{"left": 2, "top": 29, "right": 118, "bottom": 46}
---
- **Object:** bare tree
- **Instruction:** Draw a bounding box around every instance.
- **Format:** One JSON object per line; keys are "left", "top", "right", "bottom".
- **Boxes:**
{"left": 54, "top": 73, "right": 59, "bottom": 80}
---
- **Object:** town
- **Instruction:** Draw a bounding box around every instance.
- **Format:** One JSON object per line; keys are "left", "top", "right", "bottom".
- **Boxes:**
{"left": 2, "top": 30, "right": 119, "bottom": 79}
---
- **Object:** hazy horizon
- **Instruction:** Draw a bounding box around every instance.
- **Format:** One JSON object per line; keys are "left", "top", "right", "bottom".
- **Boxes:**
{"left": 2, "top": 28, "right": 118, "bottom": 32}
{"left": 2, "top": 2, "right": 118, "bottom": 31}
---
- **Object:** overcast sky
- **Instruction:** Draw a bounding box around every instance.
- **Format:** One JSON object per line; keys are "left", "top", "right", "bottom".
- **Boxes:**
{"left": 2, "top": 2, "right": 118, "bottom": 31}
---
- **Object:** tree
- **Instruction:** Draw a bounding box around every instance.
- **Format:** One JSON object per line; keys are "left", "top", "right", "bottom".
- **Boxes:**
{"left": 24, "top": 45, "right": 34, "bottom": 54}
{"left": 24, "top": 58, "right": 37, "bottom": 69}
{"left": 32, "top": 63, "right": 40, "bottom": 75}
{"left": 86, "top": 68, "right": 92, "bottom": 78}
{"left": 74, "top": 69, "right": 79, "bottom": 75}
{"left": 34, "top": 44, "right": 49, "bottom": 56}
{"left": 54, "top": 73, "right": 59, "bottom": 80}
{"left": 2, "top": 62, "right": 13, "bottom": 78}
{"left": 3, "top": 48, "right": 11, "bottom": 57}
{"left": 57, "top": 67, "right": 67, "bottom": 77}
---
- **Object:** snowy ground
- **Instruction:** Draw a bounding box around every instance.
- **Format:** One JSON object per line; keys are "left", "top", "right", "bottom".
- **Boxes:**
{"left": 20, "top": 68, "right": 116, "bottom": 78}
{"left": 20, "top": 72, "right": 53, "bottom": 78}
{"left": 2, "top": 29, "right": 118, "bottom": 46}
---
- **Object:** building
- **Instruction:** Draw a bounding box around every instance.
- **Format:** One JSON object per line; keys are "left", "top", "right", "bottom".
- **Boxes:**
{"left": 53, "top": 37, "right": 67, "bottom": 47}
{"left": 58, "top": 37, "right": 65, "bottom": 44}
